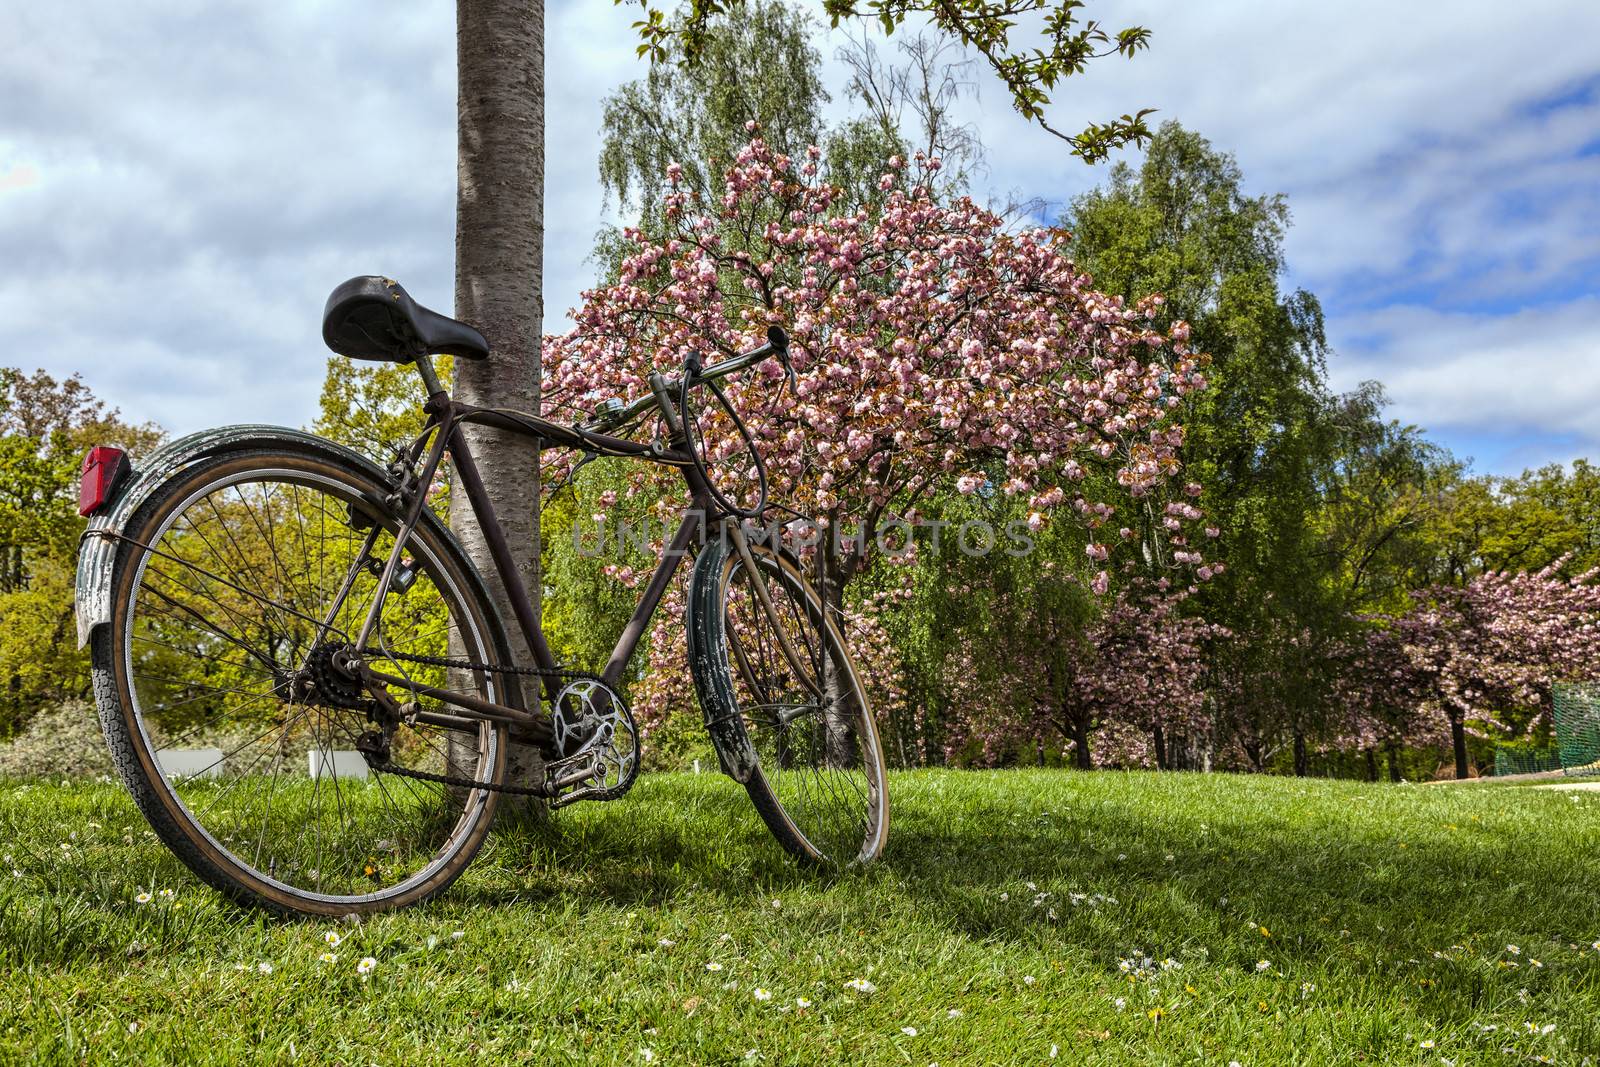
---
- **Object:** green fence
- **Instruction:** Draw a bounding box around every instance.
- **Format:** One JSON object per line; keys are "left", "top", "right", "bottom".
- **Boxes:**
{"left": 1553, "top": 682, "right": 1600, "bottom": 777}
{"left": 1492, "top": 745, "right": 1562, "bottom": 777}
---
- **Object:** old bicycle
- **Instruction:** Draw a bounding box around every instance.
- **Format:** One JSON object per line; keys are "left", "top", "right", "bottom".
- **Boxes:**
{"left": 74, "top": 276, "right": 888, "bottom": 916}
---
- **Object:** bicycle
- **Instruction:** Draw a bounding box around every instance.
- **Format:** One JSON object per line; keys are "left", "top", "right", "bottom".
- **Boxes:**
{"left": 74, "top": 276, "right": 889, "bottom": 916}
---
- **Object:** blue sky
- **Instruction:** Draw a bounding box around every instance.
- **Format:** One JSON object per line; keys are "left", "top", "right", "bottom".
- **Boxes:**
{"left": 3, "top": 0, "right": 1598, "bottom": 475}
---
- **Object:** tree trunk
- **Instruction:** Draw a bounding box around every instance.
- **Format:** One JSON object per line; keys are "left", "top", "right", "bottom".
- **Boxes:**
{"left": 1069, "top": 711, "right": 1091, "bottom": 770}
{"left": 1387, "top": 742, "right": 1402, "bottom": 783}
{"left": 1364, "top": 746, "right": 1378, "bottom": 782}
{"left": 1292, "top": 729, "right": 1308, "bottom": 777}
{"left": 815, "top": 539, "right": 860, "bottom": 770}
{"left": 1243, "top": 739, "right": 1263, "bottom": 773}
{"left": 1152, "top": 723, "right": 1168, "bottom": 771}
{"left": 453, "top": 0, "right": 547, "bottom": 817}
{"left": 1450, "top": 715, "right": 1470, "bottom": 779}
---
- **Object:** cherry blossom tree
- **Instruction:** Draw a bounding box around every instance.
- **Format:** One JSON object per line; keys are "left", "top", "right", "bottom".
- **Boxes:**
{"left": 1388, "top": 560, "right": 1600, "bottom": 778}
{"left": 543, "top": 133, "right": 1214, "bottom": 760}
{"left": 940, "top": 580, "right": 1221, "bottom": 769}
{"left": 543, "top": 131, "right": 1209, "bottom": 603}
{"left": 1325, "top": 622, "right": 1447, "bottom": 781}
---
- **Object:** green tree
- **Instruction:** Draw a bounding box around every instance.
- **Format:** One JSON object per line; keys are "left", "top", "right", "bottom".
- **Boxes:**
{"left": 599, "top": 0, "right": 830, "bottom": 227}
{"left": 1313, "top": 384, "right": 1462, "bottom": 613}
{"left": 628, "top": 0, "right": 1156, "bottom": 161}
{"left": 1066, "top": 122, "right": 1345, "bottom": 774}
{"left": 313, "top": 357, "right": 447, "bottom": 463}
{"left": 593, "top": 0, "right": 980, "bottom": 277}
{"left": 1486, "top": 461, "right": 1600, "bottom": 574}
{"left": 0, "top": 369, "right": 161, "bottom": 735}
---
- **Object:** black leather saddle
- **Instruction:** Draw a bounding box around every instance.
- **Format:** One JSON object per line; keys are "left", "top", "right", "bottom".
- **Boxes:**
{"left": 321, "top": 276, "right": 490, "bottom": 362}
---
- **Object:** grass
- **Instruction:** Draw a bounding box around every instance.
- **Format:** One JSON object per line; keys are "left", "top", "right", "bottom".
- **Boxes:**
{"left": 3, "top": 770, "right": 1600, "bottom": 1065}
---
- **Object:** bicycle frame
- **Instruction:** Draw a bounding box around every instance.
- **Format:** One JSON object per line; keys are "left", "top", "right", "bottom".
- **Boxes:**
{"left": 347, "top": 354, "right": 724, "bottom": 734}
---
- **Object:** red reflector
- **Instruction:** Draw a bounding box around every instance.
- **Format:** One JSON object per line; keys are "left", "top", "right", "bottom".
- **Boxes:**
{"left": 79, "top": 446, "right": 131, "bottom": 517}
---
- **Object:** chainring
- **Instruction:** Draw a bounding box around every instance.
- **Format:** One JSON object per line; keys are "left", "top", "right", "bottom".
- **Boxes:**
{"left": 546, "top": 678, "right": 640, "bottom": 807}
{"left": 343, "top": 646, "right": 638, "bottom": 805}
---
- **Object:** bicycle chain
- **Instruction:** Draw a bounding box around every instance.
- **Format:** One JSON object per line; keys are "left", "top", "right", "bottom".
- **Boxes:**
{"left": 353, "top": 647, "right": 601, "bottom": 797}
{"left": 360, "top": 646, "right": 602, "bottom": 685}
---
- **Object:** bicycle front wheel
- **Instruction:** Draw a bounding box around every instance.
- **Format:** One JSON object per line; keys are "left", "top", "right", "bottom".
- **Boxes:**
{"left": 689, "top": 534, "right": 889, "bottom": 866}
{"left": 90, "top": 446, "right": 511, "bottom": 915}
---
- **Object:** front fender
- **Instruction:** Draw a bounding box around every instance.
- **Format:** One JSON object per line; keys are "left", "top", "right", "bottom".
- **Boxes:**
{"left": 74, "top": 425, "right": 400, "bottom": 648}
{"left": 685, "top": 536, "right": 761, "bottom": 784}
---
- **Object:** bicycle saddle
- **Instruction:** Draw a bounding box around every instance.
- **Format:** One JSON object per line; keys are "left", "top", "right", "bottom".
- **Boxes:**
{"left": 321, "top": 276, "right": 490, "bottom": 362}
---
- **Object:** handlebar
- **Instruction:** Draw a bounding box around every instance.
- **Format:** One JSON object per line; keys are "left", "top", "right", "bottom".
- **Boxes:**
{"left": 581, "top": 326, "right": 789, "bottom": 433}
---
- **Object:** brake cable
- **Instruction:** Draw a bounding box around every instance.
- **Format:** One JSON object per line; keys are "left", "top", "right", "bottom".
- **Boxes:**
{"left": 677, "top": 352, "right": 770, "bottom": 520}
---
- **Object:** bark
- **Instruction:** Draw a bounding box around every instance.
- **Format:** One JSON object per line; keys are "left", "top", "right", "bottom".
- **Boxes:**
{"left": 1451, "top": 715, "right": 1470, "bottom": 779}
{"left": 1292, "top": 729, "right": 1308, "bottom": 777}
{"left": 1387, "top": 742, "right": 1402, "bottom": 783}
{"left": 1152, "top": 723, "right": 1168, "bottom": 771}
{"left": 1364, "top": 746, "right": 1378, "bottom": 783}
{"left": 1243, "top": 738, "right": 1263, "bottom": 773}
{"left": 816, "top": 538, "right": 858, "bottom": 770}
{"left": 452, "top": 0, "right": 547, "bottom": 817}
{"left": 1069, "top": 712, "right": 1091, "bottom": 770}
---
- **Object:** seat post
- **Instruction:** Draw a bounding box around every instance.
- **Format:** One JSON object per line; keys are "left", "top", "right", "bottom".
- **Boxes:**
{"left": 413, "top": 353, "right": 446, "bottom": 398}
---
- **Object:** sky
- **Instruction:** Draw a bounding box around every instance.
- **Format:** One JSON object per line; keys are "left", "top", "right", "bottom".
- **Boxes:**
{"left": 3, "top": 0, "right": 1598, "bottom": 475}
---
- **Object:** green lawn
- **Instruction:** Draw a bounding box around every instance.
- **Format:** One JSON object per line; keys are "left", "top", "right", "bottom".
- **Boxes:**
{"left": 3, "top": 770, "right": 1599, "bottom": 1065}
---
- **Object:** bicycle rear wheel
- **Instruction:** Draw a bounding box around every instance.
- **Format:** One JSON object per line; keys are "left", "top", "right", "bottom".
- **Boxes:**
{"left": 688, "top": 534, "right": 889, "bottom": 865}
{"left": 91, "top": 446, "right": 511, "bottom": 915}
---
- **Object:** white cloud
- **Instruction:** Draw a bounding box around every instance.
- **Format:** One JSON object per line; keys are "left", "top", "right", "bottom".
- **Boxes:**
{"left": 1329, "top": 296, "right": 1600, "bottom": 462}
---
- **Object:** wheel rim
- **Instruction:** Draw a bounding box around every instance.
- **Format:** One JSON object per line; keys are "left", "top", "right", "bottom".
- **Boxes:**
{"left": 119, "top": 464, "right": 501, "bottom": 905}
{"left": 721, "top": 550, "right": 886, "bottom": 864}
